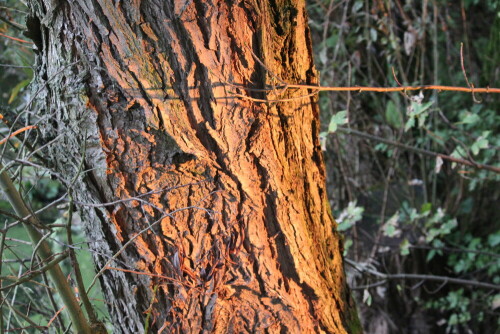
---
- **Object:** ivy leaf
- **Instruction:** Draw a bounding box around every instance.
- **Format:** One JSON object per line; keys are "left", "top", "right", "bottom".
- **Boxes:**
{"left": 383, "top": 212, "right": 400, "bottom": 237}
{"left": 343, "top": 239, "right": 353, "bottom": 256}
{"left": 421, "top": 202, "right": 432, "bottom": 213}
{"left": 426, "top": 249, "right": 437, "bottom": 262}
{"left": 471, "top": 131, "right": 490, "bottom": 155}
{"left": 458, "top": 112, "right": 481, "bottom": 125}
{"left": 404, "top": 117, "right": 415, "bottom": 132}
{"left": 328, "top": 110, "right": 348, "bottom": 133}
{"left": 450, "top": 146, "right": 467, "bottom": 168}
{"left": 352, "top": 0, "right": 363, "bottom": 13}
{"left": 413, "top": 100, "right": 434, "bottom": 115}
{"left": 400, "top": 239, "right": 411, "bottom": 256}
{"left": 337, "top": 201, "right": 364, "bottom": 231}
{"left": 385, "top": 100, "right": 403, "bottom": 128}
{"left": 8, "top": 78, "right": 31, "bottom": 104}
{"left": 325, "top": 35, "right": 338, "bottom": 48}
{"left": 405, "top": 100, "right": 433, "bottom": 131}
{"left": 488, "top": 233, "right": 500, "bottom": 247}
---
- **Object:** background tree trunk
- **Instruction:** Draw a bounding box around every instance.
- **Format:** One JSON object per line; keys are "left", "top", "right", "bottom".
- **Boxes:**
{"left": 27, "top": 0, "right": 360, "bottom": 332}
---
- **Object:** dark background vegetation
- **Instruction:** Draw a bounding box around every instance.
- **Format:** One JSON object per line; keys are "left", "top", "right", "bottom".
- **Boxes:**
{"left": 0, "top": 0, "right": 498, "bottom": 333}
{"left": 308, "top": 0, "right": 499, "bottom": 333}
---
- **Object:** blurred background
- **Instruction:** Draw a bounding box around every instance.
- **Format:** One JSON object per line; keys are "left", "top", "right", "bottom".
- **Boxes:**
{"left": 308, "top": 0, "right": 499, "bottom": 333}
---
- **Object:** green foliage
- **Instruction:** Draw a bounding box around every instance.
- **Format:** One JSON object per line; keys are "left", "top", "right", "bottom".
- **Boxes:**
{"left": 335, "top": 201, "right": 364, "bottom": 255}
{"left": 336, "top": 201, "right": 364, "bottom": 232}
{"left": 385, "top": 99, "right": 403, "bottom": 128}
{"left": 327, "top": 110, "right": 348, "bottom": 133}
{"left": 425, "top": 288, "right": 500, "bottom": 333}
{"left": 308, "top": 0, "right": 500, "bottom": 331}
{"left": 7, "top": 77, "right": 30, "bottom": 104}
{"left": 404, "top": 99, "right": 434, "bottom": 132}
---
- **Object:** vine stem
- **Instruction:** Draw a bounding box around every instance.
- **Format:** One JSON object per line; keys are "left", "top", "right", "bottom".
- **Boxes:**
{"left": 0, "top": 163, "right": 91, "bottom": 334}
{"left": 335, "top": 127, "right": 500, "bottom": 174}
{"left": 286, "top": 83, "right": 500, "bottom": 93}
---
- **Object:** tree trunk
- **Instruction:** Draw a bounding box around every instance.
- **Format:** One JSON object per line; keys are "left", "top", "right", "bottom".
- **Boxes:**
{"left": 26, "top": 0, "right": 360, "bottom": 332}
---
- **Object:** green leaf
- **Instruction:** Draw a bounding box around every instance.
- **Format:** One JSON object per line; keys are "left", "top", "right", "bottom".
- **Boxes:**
{"left": 451, "top": 147, "right": 467, "bottom": 168}
{"left": 404, "top": 117, "right": 415, "bottom": 132}
{"left": 352, "top": 0, "right": 363, "bottom": 13}
{"left": 400, "top": 239, "right": 410, "bottom": 256}
{"left": 336, "top": 201, "right": 364, "bottom": 231}
{"left": 363, "top": 289, "right": 372, "bottom": 306}
{"left": 417, "top": 111, "right": 428, "bottom": 128}
{"left": 409, "top": 207, "right": 421, "bottom": 221}
{"left": 8, "top": 78, "right": 31, "bottom": 104}
{"left": 325, "top": 35, "right": 338, "bottom": 48}
{"left": 426, "top": 249, "right": 436, "bottom": 262}
{"left": 471, "top": 133, "right": 490, "bottom": 155}
{"left": 405, "top": 100, "right": 433, "bottom": 130}
{"left": 384, "top": 224, "right": 395, "bottom": 236}
{"left": 343, "top": 238, "right": 353, "bottom": 256}
{"left": 385, "top": 100, "right": 402, "bottom": 128}
{"left": 454, "top": 259, "right": 467, "bottom": 273}
{"left": 458, "top": 112, "right": 481, "bottom": 125}
{"left": 413, "top": 100, "right": 434, "bottom": 115}
{"left": 328, "top": 110, "right": 348, "bottom": 133}
{"left": 487, "top": 233, "right": 500, "bottom": 247}
{"left": 421, "top": 202, "right": 432, "bottom": 213}
{"left": 491, "top": 294, "right": 500, "bottom": 310}
{"left": 337, "top": 220, "right": 354, "bottom": 232}
{"left": 374, "top": 143, "right": 388, "bottom": 152}
{"left": 383, "top": 213, "right": 400, "bottom": 237}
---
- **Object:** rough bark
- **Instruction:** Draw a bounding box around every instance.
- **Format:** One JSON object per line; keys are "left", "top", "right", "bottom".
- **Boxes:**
{"left": 26, "top": 0, "right": 360, "bottom": 332}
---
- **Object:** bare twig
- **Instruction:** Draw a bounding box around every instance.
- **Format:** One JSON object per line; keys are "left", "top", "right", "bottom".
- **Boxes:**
{"left": 391, "top": 67, "right": 403, "bottom": 87}
{"left": 0, "top": 32, "right": 31, "bottom": 44}
{"left": 105, "top": 267, "right": 182, "bottom": 285}
{"left": 0, "top": 125, "right": 36, "bottom": 146}
{"left": 0, "top": 15, "right": 25, "bottom": 31}
{"left": 268, "top": 83, "right": 500, "bottom": 94}
{"left": 228, "top": 90, "right": 318, "bottom": 103}
{"left": 46, "top": 305, "right": 66, "bottom": 330}
{"left": 0, "top": 226, "right": 6, "bottom": 332}
{"left": 0, "top": 252, "right": 69, "bottom": 291}
{"left": 334, "top": 127, "right": 500, "bottom": 174}
{"left": 72, "top": 179, "right": 207, "bottom": 209}
{"left": 0, "top": 63, "right": 32, "bottom": 68}
{"left": 41, "top": 271, "right": 66, "bottom": 331}
{"left": 2, "top": 297, "right": 45, "bottom": 331}
{"left": 409, "top": 244, "right": 500, "bottom": 258}
{"left": 86, "top": 205, "right": 212, "bottom": 295}
{"left": 345, "top": 258, "right": 500, "bottom": 290}
{"left": 66, "top": 192, "right": 99, "bottom": 323}
{"left": 350, "top": 280, "right": 388, "bottom": 291}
